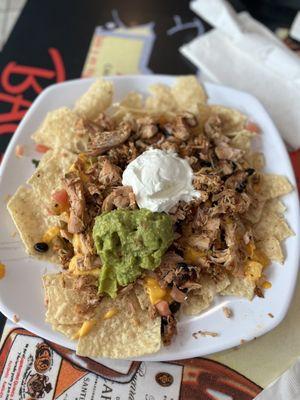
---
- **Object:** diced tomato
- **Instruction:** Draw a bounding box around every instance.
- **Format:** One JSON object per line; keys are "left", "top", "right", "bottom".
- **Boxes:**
{"left": 245, "top": 121, "right": 260, "bottom": 133}
{"left": 15, "top": 144, "right": 25, "bottom": 157}
{"left": 155, "top": 300, "right": 171, "bottom": 317}
{"left": 35, "top": 144, "right": 51, "bottom": 153}
{"left": 52, "top": 189, "right": 69, "bottom": 206}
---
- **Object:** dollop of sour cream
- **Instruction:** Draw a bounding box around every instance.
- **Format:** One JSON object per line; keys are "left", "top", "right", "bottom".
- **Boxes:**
{"left": 122, "top": 148, "right": 200, "bottom": 212}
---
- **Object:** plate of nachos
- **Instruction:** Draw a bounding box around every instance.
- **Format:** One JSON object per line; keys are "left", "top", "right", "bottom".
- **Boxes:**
{"left": 0, "top": 75, "right": 299, "bottom": 361}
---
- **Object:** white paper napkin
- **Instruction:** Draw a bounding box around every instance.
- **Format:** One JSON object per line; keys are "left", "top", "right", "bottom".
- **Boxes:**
{"left": 181, "top": 0, "right": 300, "bottom": 150}
{"left": 254, "top": 358, "right": 300, "bottom": 400}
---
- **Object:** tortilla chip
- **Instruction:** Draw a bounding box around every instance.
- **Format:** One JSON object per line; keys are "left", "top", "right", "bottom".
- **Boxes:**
{"left": 245, "top": 199, "right": 266, "bottom": 224}
{"left": 43, "top": 273, "right": 76, "bottom": 290}
{"left": 265, "top": 198, "right": 286, "bottom": 214}
{"left": 197, "top": 103, "right": 212, "bottom": 133}
{"left": 220, "top": 276, "right": 255, "bottom": 300}
{"left": 52, "top": 323, "right": 81, "bottom": 339}
{"left": 210, "top": 105, "right": 247, "bottom": 134}
{"left": 74, "top": 79, "right": 113, "bottom": 120}
{"left": 134, "top": 283, "right": 150, "bottom": 311}
{"left": 245, "top": 152, "right": 265, "bottom": 171}
{"left": 32, "top": 107, "right": 88, "bottom": 152}
{"left": 120, "top": 91, "right": 143, "bottom": 109}
{"left": 7, "top": 187, "right": 58, "bottom": 262}
{"left": 76, "top": 288, "right": 161, "bottom": 359}
{"left": 182, "top": 274, "right": 230, "bottom": 316}
{"left": 27, "top": 149, "right": 76, "bottom": 207}
{"left": 256, "top": 236, "right": 284, "bottom": 264}
{"left": 43, "top": 273, "right": 95, "bottom": 324}
{"left": 35, "top": 148, "right": 56, "bottom": 168}
{"left": 171, "top": 76, "right": 207, "bottom": 115}
{"left": 259, "top": 174, "right": 293, "bottom": 199}
{"left": 254, "top": 209, "right": 294, "bottom": 242}
{"left": 145, "top": 84, "right": 177, "bottom": 113}
{"left": 230, "top": 130, "right": 254, "bottom": 150}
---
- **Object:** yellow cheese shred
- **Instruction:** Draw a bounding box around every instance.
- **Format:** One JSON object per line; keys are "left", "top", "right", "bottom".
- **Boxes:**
{"left": 144, "top": 276, "right": 171, "bottom": 305}
{"left": 103, "top": 308, "right": 118, "bottom": 320}
{"left": 72, "top": 320, "right": 96, "bottom": 340}
{"left": 42, "top": 226, "right": 60, "bottom": 243}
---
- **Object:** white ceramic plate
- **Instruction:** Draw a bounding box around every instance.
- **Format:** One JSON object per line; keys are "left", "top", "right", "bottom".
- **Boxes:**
{"left": 0, "top": 75, "right": 299, "bottom": 362}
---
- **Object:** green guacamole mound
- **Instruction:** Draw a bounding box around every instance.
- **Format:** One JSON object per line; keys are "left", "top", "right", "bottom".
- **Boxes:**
{"left": 93, "top": 208, "right": 174, "bottom": 298}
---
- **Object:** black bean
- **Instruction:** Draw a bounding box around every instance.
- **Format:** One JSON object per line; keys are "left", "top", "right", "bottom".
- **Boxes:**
{"left": 34, "top": 242, "right": 49, "bottom": 253}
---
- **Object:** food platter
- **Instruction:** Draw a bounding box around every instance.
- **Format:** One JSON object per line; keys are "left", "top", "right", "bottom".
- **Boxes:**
{"left": 0, "top": 75, "right": 299, "bottom": 361}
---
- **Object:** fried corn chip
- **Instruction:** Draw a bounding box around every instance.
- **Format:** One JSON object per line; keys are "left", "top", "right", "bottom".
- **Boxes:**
{"left": 256, "top": 236, "right": 284, "bottom": 264}
{"left": 171, "top": 76, "right": 207, "bottom": 115}
{"left": 197, "top": 103, "right": 212, "bottom": 133}
{"left": 265, "top": 198, "right": 286, "bottom": 214}
{"left": 74, "top": 79, "right": 113, "bottom": 120}
{"left": 43, "top": 273, "right": 96, "bottom": 325}
{"left": 76, "top": 287, "right": 161, "bottom": 359}
{"left": 32, "top": 107, "right": 88, "bottom": 153}
{"left": 7, "top": 187, "right": 58, "bottom": 262}
{"left": 254, "top": 208, "right": 294, "bottom": 242}
{"left": 145, "top": 83, "right": 178, "bottom": 113}
{"left": 244, "top": 151, "right": 265, "bottom": 171}
{"left": 182, "top": 274, "right": 230, "bottom": 316}
{"left": 134, "top": 283, "right": 150, "bottom": 311}
{"left": 259, "top": 174, "right": 293, "bottom": 199}
{"left": 220, "top": 276, "right": 256, "bottom": 301}
{"left": 120, "top": 91, "right": 143, "bottom": 109}
{"left": 209, "top": 105, "right": 247, "bottom": 134}
{"left": 27, "top": 149, "right": 76, "bottom": 208}
{"left": 245, "top": 199, "right": 266, "bottom": 224}
{"left": 230, "top": 130, "right": 254, "bottom": 150}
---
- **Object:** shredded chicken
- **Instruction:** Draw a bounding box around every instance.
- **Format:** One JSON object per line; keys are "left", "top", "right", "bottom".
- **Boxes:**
{"left": 98, "top": 159, "right": 122, "bottom": 187}
{"left": 163, "top": 115, "right": 191, "bottom": 141}
{"left": 193, "top": 173, "right": 222, "bottom": 194}
{"left": 136, "top": 116, "right": 158, "bottom": 139}
{"left": 74, "top": 275, "right": 98, "bottom": 291}
{"left": 52, "top": 237, "right": 74, "bottom": 269}
{"left": 102, "top": 186, "right": 136, "bottom": 212}
{"left": 170, "top": 285, "right": 186, "bottom": 303}
{"left": 192, "top": 330, "right": 219, "bottom": 339}
{"left": 223, "top": 307, "right": 233, "bottom": 318}
{"left": 88, "top": 121, "right": 133, "bottom": 155}
{"left": 64, "top": 172, "right": 86, "bottom": 234}
{"left": 215, "top": 142, "right": 244, "bottom": 161}
{"left": 158, "top": 260, "right": 198, "bottom": 290}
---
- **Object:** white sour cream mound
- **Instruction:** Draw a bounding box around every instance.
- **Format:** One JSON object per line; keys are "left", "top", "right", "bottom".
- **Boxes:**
{"left": 122, "top": 148, "right": 200, "bottom": 212}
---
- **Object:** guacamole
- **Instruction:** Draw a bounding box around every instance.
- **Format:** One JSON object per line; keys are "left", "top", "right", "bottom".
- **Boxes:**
{"left": 93, "top": 209, "right": 174, "bottom": 298}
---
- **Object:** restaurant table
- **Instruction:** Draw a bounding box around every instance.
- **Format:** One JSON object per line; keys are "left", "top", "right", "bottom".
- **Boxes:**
{"left": 0, "top": 1, "right": 300, "bottom": 399}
